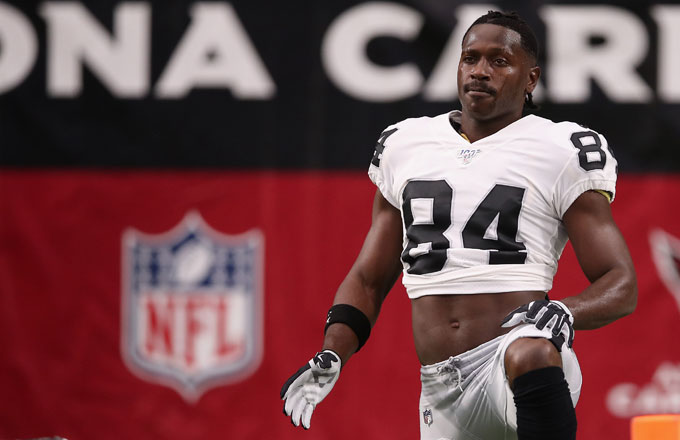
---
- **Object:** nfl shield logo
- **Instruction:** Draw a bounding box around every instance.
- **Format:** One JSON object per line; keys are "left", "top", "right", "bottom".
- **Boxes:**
{"left": 423, "top": 408, "right": 433, "bottom": 427}
{"left": 121, "top": 211, "right": 264, "bottom": 402}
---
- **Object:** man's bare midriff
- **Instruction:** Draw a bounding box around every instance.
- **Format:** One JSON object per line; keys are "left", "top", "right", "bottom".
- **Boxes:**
{"left": 411, "top": 290, "right": 547, "bottom": 365}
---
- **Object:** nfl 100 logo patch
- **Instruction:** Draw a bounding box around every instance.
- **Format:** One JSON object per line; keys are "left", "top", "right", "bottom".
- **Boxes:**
{"left": 456, "top": 147, "right": 482, "bottom": 166}
{"left": 121, "top": 211, "right": 264, "bottom": 402}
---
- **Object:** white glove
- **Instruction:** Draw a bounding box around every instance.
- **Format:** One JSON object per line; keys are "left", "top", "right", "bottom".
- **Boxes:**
{"left": 280, "top": 350, "right": 341, "bottom": 429}
{"left": 501, "top": 300, "right": 575, "bottom": 349}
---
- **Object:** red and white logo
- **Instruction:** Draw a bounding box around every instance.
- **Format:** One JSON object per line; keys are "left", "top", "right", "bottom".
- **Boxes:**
{"left": 607, "top": 362, "right": 680, "bottom": 417}
{"left": 650, "top": 228, "right": 680, "bottom": 312}
{"left": 121, "top": 212, "right": 264, "bottom": 402}
{"left": 606, "top": 228, "right": 680, "bottom": 417}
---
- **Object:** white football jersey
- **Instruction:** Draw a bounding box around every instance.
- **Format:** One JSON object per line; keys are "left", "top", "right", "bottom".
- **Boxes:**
{"left": 368, "top": 110, "right": 617, "bottom": 299}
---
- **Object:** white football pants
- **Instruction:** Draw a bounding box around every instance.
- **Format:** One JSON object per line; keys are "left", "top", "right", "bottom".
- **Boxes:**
{"left": 419, "top": 324, "right": 582, "bottom": 440}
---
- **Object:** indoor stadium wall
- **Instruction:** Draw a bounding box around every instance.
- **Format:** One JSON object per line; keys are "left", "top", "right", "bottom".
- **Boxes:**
{"left": 1, "top": 1, "right": 678, "bottom": 439}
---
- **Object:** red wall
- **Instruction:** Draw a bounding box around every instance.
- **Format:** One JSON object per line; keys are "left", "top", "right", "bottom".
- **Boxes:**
{"left": 1, "top": 171, "right": 678, "bottom": 439}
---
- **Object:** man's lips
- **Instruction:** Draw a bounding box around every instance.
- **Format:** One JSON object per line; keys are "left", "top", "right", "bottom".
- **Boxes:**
{"left": 464, "top": 84, "right": 496, "bottom": 96}
{"left": 467, "top": 90, "right": 492, "bottom": 97}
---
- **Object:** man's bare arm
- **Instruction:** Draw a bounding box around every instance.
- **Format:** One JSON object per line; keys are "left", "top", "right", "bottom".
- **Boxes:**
{"left": 560, "top": 190, "right": 637, "bottom": 330}
{"left": 322, "top": 190, "right": 404, "bottom": 365}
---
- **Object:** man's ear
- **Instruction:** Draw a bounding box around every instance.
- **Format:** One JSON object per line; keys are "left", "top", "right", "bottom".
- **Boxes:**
{"left": 526, "top": 65, "right": 541, "bottom": 94}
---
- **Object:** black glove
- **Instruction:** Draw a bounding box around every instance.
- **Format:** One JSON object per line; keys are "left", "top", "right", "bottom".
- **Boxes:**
{"left": 501, "top": 300, "right": 575, "bottom": 349}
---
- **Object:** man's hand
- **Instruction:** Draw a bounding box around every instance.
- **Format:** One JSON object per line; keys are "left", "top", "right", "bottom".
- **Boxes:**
{"left": 280, "top": 350, "right": 341, "bottom": 429}
{"left": 501, "top": 300, "right": 575, "bottom": 349}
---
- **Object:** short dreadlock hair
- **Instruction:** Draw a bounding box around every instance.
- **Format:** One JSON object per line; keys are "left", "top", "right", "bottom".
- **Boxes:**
{"left": 463, "top": 11, "right": 540, "bottom": 109}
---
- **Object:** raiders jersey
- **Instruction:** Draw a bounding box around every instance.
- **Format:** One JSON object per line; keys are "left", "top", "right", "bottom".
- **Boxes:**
{"left": 368, "top": 110, "right": 617, "bottom": 299}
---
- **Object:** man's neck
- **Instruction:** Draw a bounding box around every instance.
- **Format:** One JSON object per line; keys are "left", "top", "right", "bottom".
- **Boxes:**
{"left": 459, "top": 110, "right": 523, "bottom": 143}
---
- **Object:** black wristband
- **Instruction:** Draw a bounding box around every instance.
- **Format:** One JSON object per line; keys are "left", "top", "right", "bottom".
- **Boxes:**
{"left": 324, "top": 304, "right": 371, "bottom": 352}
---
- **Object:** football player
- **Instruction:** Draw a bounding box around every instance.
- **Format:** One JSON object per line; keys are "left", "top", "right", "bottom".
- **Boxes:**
{"left": 281, "top": 10, "right": 637, "bottom": 440}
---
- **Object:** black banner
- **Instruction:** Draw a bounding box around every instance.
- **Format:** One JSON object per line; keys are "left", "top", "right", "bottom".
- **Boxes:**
{"left": 1, "top": 0, "right": 678, "bottom": 171}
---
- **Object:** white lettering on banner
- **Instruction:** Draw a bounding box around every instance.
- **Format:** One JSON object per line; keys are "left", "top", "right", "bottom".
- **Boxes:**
{"left": 328, "top": 3, "right": 658, "bottom": 102}
{"left": 540, "top": 6, "right": 652, "bottom": 103}
{"left": 322, "top": 2, "right": 424, "bottom": 102}
{"left": 0, "top": 1, "right": 678, "bottom": 103}
{"left": 33, "top": 2, "right": 274, "bottom": 99}
{"left": 607, "top": 363, "right": 680, "bottom": 417}
{"left": 155, "top": 3, "right": 275, "bottom": 99}
{"left": 323, "top": 3, "right": 550, "bottom": 103}
{"left": 0, "top": 3, "right": 38, "bottom": 94}
{"left": 651, "top": 6, "right": 680, "bottom": 101}
{"left": 40, "top": 2, "right": 151, "bottom": 98}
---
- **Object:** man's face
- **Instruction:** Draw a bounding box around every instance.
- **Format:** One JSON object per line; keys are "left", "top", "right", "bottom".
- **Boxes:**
{"left": 457, "top": 24, "right": 538, "bottom": 121}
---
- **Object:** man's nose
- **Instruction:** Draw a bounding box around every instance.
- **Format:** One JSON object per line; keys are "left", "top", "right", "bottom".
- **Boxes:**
{"left": 470, "top": 59, "right": 491, "bottom": 80}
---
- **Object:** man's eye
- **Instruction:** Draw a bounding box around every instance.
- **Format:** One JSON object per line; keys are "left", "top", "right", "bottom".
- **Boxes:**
{"left": 463, "top": 56, "right": 476, "bottom": 63}
{"left": 494, "top": 58, "right": 508, "bottom": 66}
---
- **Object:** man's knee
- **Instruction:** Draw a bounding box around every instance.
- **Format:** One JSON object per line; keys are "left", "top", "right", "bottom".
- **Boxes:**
{"left": 505, "top": 337, "right": 562, "bottom": 387}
